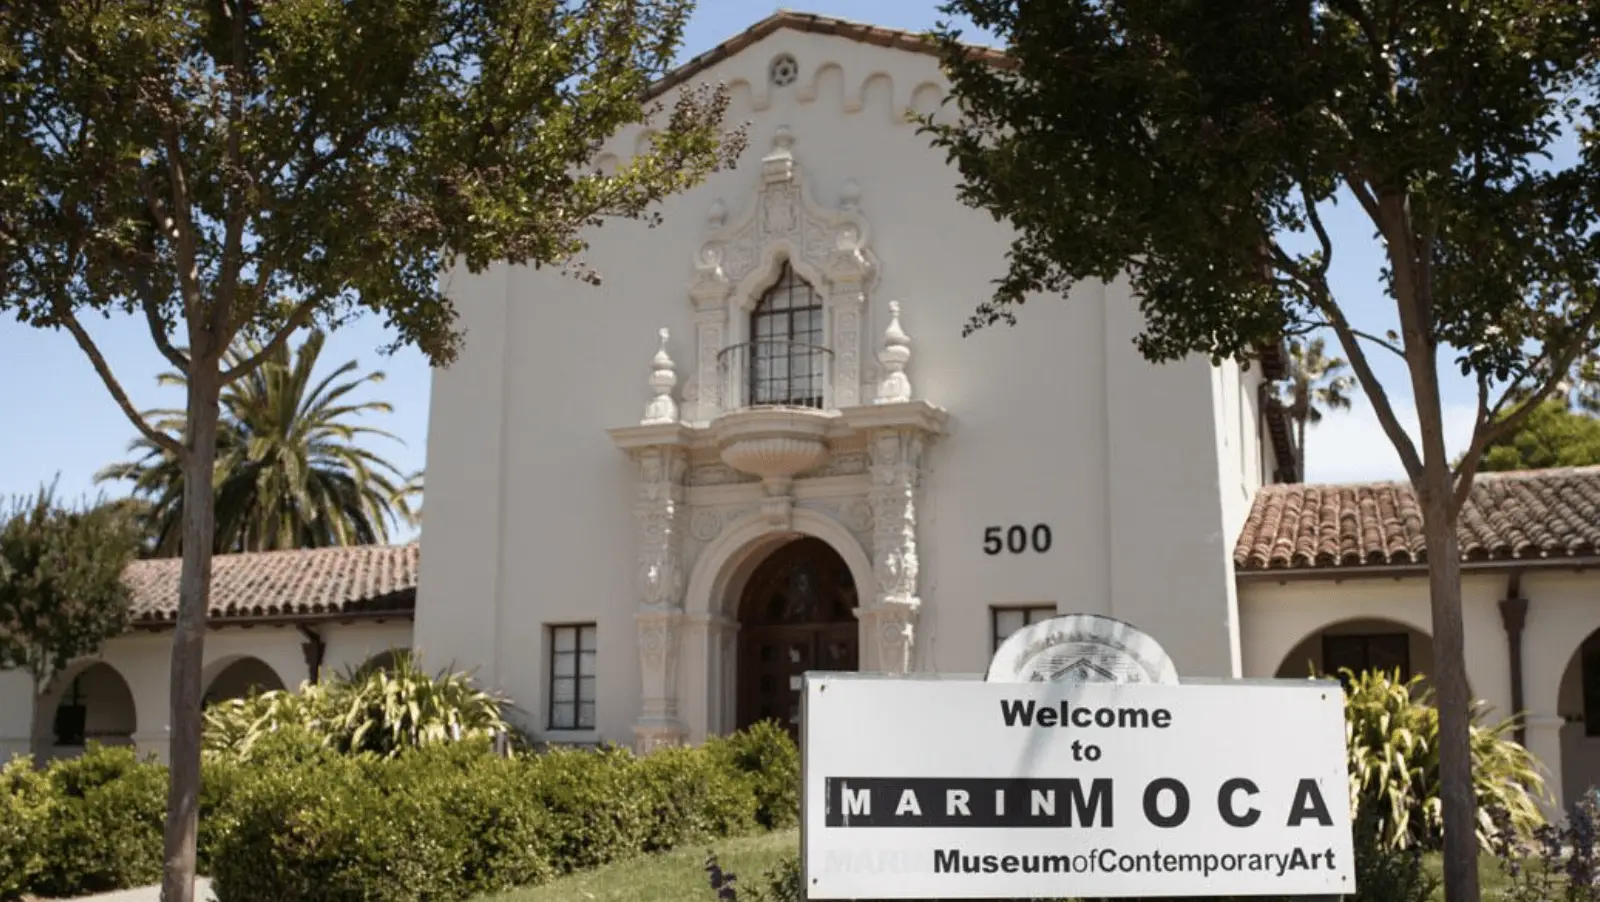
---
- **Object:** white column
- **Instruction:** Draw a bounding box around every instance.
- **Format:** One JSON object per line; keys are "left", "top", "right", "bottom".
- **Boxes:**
{"left": 858, "top": 426, "right": 924, "bottom": 673}
{"left": 1525, "top": 714, "right": 1566, "bottom": 820}
{"left": 630, "top": 443, "right": 690, "bottom": 753}
{"left": 678, "top": 613, "right": 738, "bottom": 743}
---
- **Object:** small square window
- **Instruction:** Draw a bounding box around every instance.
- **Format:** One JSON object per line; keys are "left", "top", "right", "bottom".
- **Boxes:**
{"left": 991, "top": 605, "right": 1057, "bottom": 653}
{"left": 548, "top": 624, "right": 597, "bottom": 731}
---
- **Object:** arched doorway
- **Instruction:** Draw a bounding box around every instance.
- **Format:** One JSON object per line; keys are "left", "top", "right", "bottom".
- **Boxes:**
{"left": 353, "top": 648, "right": 406, "bottom": 680}
{"left": 1274, "top": 617, "right": 1437, "bottom": 692}
{"left": 1555, "top": 628, "right": 1600, "bottom": 810}
{"left": 736, "top": 536, "right": 859, "bottom": 739}
{"left": 203, "top": 657, "right": 286, "bottom": 707}
{"left": 48, "top": 662, "right": 136, "bottom": 756}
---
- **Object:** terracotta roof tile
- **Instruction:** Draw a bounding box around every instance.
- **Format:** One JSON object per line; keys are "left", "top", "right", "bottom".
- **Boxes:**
{"left": 1234, "top": 466, "right": 1600, "bottom": 572}
{"left": 122, "top": 543, "right": 418, "bottom": 624}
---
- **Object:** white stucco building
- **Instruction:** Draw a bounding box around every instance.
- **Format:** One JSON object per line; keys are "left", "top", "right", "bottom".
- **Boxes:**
{"left": 0, "top": 544, "right": 415, "bottom": 765}
{"left": 9, "top": 10, "right": 1600, "bottom": 822}
{"left": 412, "top": 11, "right": 1600, "bottom": 814}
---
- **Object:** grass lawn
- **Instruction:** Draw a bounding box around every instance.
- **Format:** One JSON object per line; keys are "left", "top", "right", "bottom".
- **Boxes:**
{"left": 478, "top": 828, "right": 796, "bottom": 902}
{"left": 478, "top": 830, "right": 1543, "bottom": 902}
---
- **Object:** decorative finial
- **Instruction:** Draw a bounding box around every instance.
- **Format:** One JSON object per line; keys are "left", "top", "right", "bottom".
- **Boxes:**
{"left": 641, "top": 328, "right": 679, "bottom": 425}
{"left": 762, "top": 126, "right": 796, "bottom": 185}
{"left": 875, "top": 302, "right": 913, "bottom": 405}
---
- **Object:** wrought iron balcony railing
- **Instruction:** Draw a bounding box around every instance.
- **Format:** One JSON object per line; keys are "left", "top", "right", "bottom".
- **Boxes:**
{"left": 716, "top": 338, "right": 834, "bottom": 411}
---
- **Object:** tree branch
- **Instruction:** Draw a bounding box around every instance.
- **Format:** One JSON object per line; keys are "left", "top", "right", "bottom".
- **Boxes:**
{"left": 1301, "top": 181, "right": 1334, "bottom": 278}
{"left": 1314, "top": 290, "right": 1426, "bottom": 482}
{"left": 219, "top": 296, "right": 320, "bottom": 385}
{"left": 161, "top": 120, "right": 201, "bottom": 315}
{"left": 141, "top": 290, "right": 189, "bottom": 372}
{"left": 1306, "top": 320, "right": 1406, "bottom": 358}
{"left": 1450, "top": 301, "right": 1600, "bottom": 514}
{"left": 51, "top": 303, "right": 185, "bottom": 459}
{"left": 128, "top": 212, "right": 190, "bottom": 372}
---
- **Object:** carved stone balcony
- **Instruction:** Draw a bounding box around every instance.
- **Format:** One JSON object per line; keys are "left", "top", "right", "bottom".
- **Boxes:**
{"left": 712, "top": 406, "right": 832, "bottom": 484}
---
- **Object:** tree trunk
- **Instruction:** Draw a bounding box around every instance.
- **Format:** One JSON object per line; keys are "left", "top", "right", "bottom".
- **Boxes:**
{"left": 160, "top": 355, "right": 222, "bottom": 902}
{"left": 1420, "top": 466, "right": 1480, "bottom": 902}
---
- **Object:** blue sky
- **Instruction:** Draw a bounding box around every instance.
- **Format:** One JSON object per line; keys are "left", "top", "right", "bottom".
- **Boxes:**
{"left": 0, "top": 0, "right": 1509, "bottom": 541}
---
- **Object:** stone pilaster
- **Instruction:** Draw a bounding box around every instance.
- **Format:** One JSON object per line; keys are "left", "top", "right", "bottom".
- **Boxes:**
{"left": 860, "top": 426, "right": 924, "bottom": 673}
{"left": 631, "top": 443, "right": 689, "bottom": 752}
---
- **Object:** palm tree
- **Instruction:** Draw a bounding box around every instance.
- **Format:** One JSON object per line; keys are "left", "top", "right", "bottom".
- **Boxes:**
{"left": 97, "top": 330, "right": 417, "bottom": 556}
{"left": 393, "top": 469, "right": 424, "bottom": 531}
{"left": 1271, "top": 336, "right": 1357, "bottom": 481}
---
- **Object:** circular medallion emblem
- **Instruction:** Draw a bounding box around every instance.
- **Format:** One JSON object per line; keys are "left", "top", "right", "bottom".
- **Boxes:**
{"left": 985, "top": 613, "right": 1180, "bottom": 685}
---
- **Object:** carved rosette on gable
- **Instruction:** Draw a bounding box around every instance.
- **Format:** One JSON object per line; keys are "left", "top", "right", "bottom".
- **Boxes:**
{"left": 686, "top": 126, "right": 878, "bottom": 424}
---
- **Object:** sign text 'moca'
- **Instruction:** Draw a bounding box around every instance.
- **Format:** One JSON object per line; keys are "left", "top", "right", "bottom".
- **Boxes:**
{"left": 824, "top": 777, "right": 1337, "bottom": 830}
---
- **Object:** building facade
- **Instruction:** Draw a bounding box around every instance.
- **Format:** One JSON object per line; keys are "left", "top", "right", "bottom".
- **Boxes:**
{"left": 413, "top": 12, "right": 1600, "bottom": 815}
{"left": 9, "top": 11, "right": 1600, "bottom": 826}
{"left": 415, "top": 12, "right": 1287, "bottom": 757}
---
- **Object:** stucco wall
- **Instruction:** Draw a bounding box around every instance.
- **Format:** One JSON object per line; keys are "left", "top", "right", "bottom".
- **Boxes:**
{"left": 1240, "top": 567, "right": 1600, "bottom": 815}
{"left": 417, "top": 26, "right": 1249, "bottom": 747}
{"left": 0, "top": 619, "right": 412, "bottom": 765}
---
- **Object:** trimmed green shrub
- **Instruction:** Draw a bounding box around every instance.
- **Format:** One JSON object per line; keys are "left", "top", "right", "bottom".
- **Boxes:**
{"left": 208, "top": 739, "right": 557, "bottom": 902}
{"left": 1341, "top": 668, "right": 1548, "bottom": 851}
{"left": 634, "top": 745, "right": 759, "bottom": 852}
{"left": 31, "top": 744, "right": 166, "bottom": 898}
{"left": 0, "top": 756, "right": 49, "bottom": 901}
{"left": 518, "top": 745, "right": 651, "bottom": 873}
{"left": 704, "top": 720, "right": 800, "bottom": 829}
{"left": 6, "top": 721, "right": 801, "bottom": 900}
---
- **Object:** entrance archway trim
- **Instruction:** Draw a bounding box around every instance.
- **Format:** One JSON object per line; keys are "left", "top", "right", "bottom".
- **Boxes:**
{"left": 686, "top": 506, "right": 873, "bottom": 622}
{"left": 676, "top": 506, "right": 874, "bottom": 744}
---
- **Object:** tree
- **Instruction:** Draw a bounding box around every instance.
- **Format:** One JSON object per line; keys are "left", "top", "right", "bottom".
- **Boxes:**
{"left": 1474, "top": 398, "right": 1600, "bottom": 472}
{"left": 1272, "top": 335, "right": 1357, "bottom": 480}
{"left": 0, "top": 3, "right": 746, "bottom": 898}
{"left": 924, "top": 3, "right": 1600, "bottom": 899}
{"left": 0, "top": 482, "right": 142, "bottom": 745}
{"left": 97, "top": 329, "right": 417, "bottom": 556}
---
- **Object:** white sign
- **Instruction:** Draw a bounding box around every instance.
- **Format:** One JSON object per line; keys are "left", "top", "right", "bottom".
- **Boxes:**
{"left": 802, "top": 677, "right": 1354, "bottom": 899}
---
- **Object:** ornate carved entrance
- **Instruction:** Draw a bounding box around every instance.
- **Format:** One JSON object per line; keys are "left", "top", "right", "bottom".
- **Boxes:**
{"left": 737, "top": 537, "right": 859, "bottom": 738}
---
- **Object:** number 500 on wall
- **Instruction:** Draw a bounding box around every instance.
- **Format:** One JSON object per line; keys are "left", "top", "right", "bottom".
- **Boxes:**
{"left": 982, "top": 524, "right": 1053, "bottom": 556}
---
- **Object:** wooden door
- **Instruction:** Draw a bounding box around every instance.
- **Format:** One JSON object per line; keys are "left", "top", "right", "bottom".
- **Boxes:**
{"left": 735, "top": 538, "right": 859, "bottom": 740}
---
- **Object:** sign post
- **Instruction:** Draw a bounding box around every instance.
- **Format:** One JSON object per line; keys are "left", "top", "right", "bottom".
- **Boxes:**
{"left": 799, "top": 614, "right": 1356, "bottom": 900}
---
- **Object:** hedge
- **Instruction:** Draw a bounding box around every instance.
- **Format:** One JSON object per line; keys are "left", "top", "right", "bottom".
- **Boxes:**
{"left": 0, "top": 721, "right": 799, "bottom": 902}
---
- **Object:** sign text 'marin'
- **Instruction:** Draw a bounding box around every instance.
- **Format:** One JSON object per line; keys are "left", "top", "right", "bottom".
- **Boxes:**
{"left": 826, "top": 778, "right": 1110, "bottom": 828}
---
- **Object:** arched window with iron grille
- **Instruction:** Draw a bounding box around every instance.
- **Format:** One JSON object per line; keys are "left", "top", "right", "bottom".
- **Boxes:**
{"left": 746, "top": 262, "right": 828, "bottom": 408}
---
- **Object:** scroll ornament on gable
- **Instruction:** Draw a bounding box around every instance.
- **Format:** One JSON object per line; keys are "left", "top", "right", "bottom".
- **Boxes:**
{"left": 689, "top": 127, "right": 877, "bottom": 308}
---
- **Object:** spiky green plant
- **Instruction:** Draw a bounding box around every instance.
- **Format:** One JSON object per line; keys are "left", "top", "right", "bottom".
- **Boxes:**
{"left": 201, "top": 650, "right": 510, "bottom": 761}
{"left": 325, "top": 650, "right": 510, "bottom": 756}
{"left": 1340, "top": 668, "right": 1548, "bottom": 852}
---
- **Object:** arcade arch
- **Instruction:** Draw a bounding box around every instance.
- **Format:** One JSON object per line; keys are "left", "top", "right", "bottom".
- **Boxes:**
{"left": 1553, "top": 628, "right": 1600, "bottom": 809}
{"left": 1273, "top": 617, "right": 1438, "bottom": 693}
{"left": 202, "top": 656, "right": 287, "bottom": 706}
{"left": 42, "top": 662, "right": 137, "bottom": 757}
